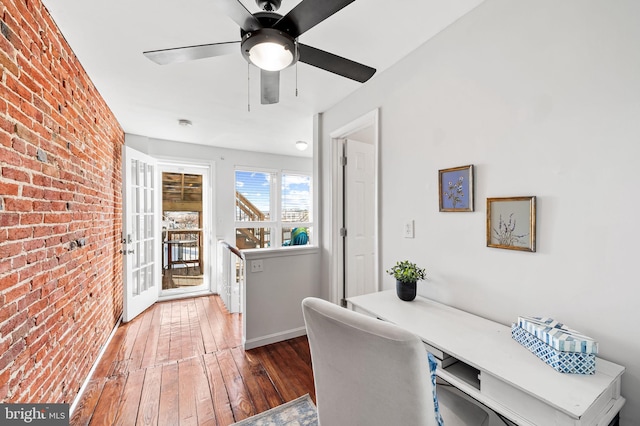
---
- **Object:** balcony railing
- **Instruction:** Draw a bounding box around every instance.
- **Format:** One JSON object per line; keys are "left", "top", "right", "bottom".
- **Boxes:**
{"left": 164, "top": 229, "right": 202, "bottom": 273}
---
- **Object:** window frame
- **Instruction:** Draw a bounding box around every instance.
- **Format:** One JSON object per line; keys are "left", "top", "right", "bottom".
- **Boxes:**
{"left": 235, "top": 167, "right": 313, "bottom": 248}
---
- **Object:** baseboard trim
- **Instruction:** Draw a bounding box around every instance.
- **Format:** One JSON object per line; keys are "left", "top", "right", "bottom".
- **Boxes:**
{"left": 70, "top": 314, "right": 122, "bottom": 416}
{"left": 158, "top": 290, "right": 215, "bottom": 302}
{"left": 244, "top": 326, "right": 307, "bottom": 350}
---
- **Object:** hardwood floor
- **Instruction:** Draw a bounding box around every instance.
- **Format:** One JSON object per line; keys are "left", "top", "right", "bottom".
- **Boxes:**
{"left": 71, "top": 295, "right": 315, "bottom": 426}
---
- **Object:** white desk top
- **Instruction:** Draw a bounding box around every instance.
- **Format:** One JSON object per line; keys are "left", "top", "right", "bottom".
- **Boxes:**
{"left": 347, "top": 290, "right": 625, "bottom": 421}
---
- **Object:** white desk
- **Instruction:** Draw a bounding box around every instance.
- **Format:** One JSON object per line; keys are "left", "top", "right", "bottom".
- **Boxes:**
{"left": 347, "top": 291, "right": 625, "bottom": 426}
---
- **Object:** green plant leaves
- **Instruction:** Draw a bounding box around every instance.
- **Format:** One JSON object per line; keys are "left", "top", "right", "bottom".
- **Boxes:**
{"left": 386, "top": 260, "right": 427, "bottom": 283}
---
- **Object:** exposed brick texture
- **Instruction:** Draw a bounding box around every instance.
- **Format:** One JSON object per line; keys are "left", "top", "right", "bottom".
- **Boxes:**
{"left": 0, "top": 0, "right": 124, "bottom": 404}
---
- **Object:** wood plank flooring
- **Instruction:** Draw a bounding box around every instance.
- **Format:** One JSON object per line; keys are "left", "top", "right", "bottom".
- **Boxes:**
{"left": 71, "top": 295, "right": 315, "bottom": 426}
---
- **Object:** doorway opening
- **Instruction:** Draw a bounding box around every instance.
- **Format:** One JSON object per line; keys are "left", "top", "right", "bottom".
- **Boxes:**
{"left": 160, "top": 163, "right": 211, "bottom": 296}
{"left": 329, "top": 109, "right": 380, "bottom": 305}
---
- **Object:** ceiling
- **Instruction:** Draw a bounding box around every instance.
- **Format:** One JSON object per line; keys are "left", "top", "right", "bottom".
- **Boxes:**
{"left": 41, "top": 0, "right": 483, "bottom": 157}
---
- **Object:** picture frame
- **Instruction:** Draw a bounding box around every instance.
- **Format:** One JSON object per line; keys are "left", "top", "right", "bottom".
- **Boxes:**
{"left": 439, "top": 165, "right": 474, "bottom": 212}
{"left": 486, "top": 196, "right": 536, "bottom": 252}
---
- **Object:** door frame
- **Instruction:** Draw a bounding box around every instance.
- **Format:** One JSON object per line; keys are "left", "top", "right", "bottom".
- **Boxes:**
{"left": 156, "top": 158, "right": 216, "bottom": 301}
{"left": 329, "top": 109, "right": 380, "bottom": 305}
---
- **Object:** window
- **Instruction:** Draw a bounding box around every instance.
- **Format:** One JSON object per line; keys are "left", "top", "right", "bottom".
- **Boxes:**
{"left": 235, "top": 169, "right": 312, "bottom": 249}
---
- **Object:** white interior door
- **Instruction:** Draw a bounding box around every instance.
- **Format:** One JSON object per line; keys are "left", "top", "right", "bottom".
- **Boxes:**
{"left": 344, "top": 139, "right": 376, "bottom": 299}
{"left": 123, "top": 146, "right": 159, "bottom": 322}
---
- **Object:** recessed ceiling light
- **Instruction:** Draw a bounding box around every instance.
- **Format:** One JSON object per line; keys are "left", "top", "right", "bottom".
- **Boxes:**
{"left": 178, "top": 119, "right": 192, "bottom": 127}
{"left": 296, "top": 141, "right": 308, "bottom": 151}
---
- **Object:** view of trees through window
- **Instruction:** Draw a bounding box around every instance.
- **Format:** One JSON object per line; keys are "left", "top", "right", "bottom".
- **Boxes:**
{"left": 163, "top": 211, "right": 200, "bottom": 229}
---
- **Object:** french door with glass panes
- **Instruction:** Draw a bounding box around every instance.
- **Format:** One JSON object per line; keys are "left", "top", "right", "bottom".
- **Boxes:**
{"left": 122, "top": 146, "right": 159, "bottom": 322}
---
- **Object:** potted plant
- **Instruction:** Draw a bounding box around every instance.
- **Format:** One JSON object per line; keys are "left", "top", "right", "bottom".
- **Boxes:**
{"left": 386, "top": 260, "right": 427, "bottom": 301}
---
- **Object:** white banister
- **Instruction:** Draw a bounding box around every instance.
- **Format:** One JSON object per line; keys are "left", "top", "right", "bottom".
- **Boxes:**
{"left": 218, "top": 240, "right": 244, "bottom": 313}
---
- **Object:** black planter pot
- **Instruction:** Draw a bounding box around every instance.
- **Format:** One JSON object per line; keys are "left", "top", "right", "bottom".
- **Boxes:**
{"left": 396, "top": 280, "right": 417, "bottom": 301}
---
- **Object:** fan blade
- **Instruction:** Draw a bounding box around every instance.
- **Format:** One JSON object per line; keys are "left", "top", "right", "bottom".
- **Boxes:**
{"left": 144, "top": 41, "right": 240, "bottom": 65}
{"left": 261, "top": 69, "right": 280, "bottom": 104}
{"left": 298, "top": 44, "right": 375, "bottom": 83}
{"left": 273, "top": 0, "right": 356, "bottom": 38}
{"left": 214, "top": 0, "right": 263, "bottom": 32}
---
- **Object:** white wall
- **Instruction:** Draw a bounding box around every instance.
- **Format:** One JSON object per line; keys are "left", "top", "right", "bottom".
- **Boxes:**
{"left": 319, "top": 1, "right": 640, "bottom": 424}
{"left": 243, "top": 247, "right": 321, "bottom": 349}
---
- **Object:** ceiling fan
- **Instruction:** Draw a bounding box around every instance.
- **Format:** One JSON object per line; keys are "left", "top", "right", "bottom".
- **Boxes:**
{"left": 143, "top": 0, "right": 376, "bottom": 105}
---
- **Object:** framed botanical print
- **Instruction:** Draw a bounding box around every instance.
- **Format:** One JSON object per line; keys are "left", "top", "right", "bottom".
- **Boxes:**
{"left": 486, "top": 196, "right": 536, "bottom": 252}
{"left": 439, "top": 165, "right": 474, "bottom": 212}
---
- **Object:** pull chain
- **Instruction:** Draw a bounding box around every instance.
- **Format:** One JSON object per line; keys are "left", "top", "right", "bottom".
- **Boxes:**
{"left": 295, "top": 40, "right": 299, "bottom": 97}
{"left": 247, "top": 63, "right": 251, "bottom": 112}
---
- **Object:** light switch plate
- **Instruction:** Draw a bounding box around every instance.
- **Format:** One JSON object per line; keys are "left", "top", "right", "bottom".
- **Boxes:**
{"left": 404, "top": 220, "right": 415, "bottom": 238}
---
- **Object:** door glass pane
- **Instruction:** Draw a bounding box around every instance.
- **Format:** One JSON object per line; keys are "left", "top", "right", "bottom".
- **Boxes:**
{"left": 138, "top": 161, "right": 144, "bottom": 189}
{"left": 136, "top": 214, "right": 143, "bottom": 240}
{"left": 134, "top": 187, "right": 140, "bottom": 212}
{"left": 146, "top": 215, "right": 153, "bottom": 238}
{"left": 146, "top": 164, "right": 153, "bottom": 187}
{"left": 146, "top": 240, "right": 153, "bottom": 265}
{"left": 140, "top": 266, "right": 147, "bottom": 292}
{"left": 146, "top": 186, "right": 153, "bottom": 213}
{"left": 133, "top": 243, "right": 140, "bottom": 268}
{"left": 139, "top": 268, "right": 146, "bottom": 294}
{"left": 142, "top": 187, "right": 147, "bottom": 213}
{"left": 133, "top": 187, "right": 144, "bottom": 213}
{"left": 147, "top": 266, "right": 154, "bottom": 291}
{"left": 132, "top": 270, "right": 139, "bottom": 296}
{"left": 131, "top": 159, "right": 138, "bottom": 185}
{"left": 139, "top": 241, "right": 146, "bottom": 265}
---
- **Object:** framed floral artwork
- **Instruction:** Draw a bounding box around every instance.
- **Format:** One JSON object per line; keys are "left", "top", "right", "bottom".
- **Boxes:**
{"left": 486, "top": 196, "right": 536, "bottom": 252}
{"left": 439, "top": 165, "right": 474, "bottom": 212}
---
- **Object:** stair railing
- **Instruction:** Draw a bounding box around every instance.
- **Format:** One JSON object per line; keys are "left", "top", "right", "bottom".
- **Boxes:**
{"left": 218, "top": 240, "right": 244, "bottom": 313}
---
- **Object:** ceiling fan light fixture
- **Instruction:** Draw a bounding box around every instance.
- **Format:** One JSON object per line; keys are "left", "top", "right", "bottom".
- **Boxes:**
{"left": 249, "top": 42, "right": 293, "bottom": 71}
{"left": 242, "top": 28, "right": 296, "bottom": 72}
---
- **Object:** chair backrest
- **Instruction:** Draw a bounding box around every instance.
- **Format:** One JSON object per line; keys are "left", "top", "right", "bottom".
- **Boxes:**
{"left": 302, "top": 297, "right": 439, "bottom": 426}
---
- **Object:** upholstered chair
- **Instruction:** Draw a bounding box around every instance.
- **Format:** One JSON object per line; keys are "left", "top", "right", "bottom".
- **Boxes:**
{"left": 302, "top": 297, "right": 491, "bottom": 426}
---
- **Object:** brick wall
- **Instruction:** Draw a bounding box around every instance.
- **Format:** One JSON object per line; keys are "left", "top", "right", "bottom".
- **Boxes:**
{"left": 0, "top": 0, "right": 124, "bottom": 404}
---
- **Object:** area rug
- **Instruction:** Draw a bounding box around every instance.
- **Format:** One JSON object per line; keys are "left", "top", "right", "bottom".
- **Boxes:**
{"left": 231, "top": 394, "right": 317, "bottom": 426}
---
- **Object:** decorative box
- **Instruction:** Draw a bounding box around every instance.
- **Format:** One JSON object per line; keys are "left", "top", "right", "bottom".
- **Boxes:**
{"left": 517, "top": 316, "right": 598, "bottom": 354}
{"left": 511, "top": 324, "right": 596, "bottom": 375}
